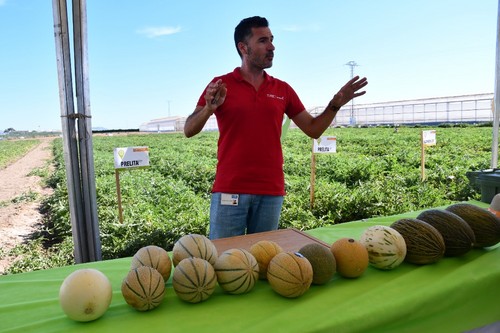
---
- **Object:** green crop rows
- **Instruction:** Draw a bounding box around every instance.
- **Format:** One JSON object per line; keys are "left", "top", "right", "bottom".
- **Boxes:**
{"left": 0, "top": 139, "right": 39, "bottom": 169}
{"left": 3, "top": 125, "right": 494, "bottom": 274}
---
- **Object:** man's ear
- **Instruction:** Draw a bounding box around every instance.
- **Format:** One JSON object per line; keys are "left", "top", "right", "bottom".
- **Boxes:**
{"left": 237, "top": 41, "right": 247, "bottom": 56}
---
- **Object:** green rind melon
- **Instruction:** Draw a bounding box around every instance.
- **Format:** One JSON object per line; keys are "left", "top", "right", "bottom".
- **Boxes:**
{"left": 446, "top": 203, "right": 500, "bottom": 248}
{"left": 390, "top": 218, "right": 445, "bottom": 264}
{"left": 416, "top": 209, "right": 475, "bottom": 256}
{"left": 298, "top": 243, "right": 336, "bottom": 285}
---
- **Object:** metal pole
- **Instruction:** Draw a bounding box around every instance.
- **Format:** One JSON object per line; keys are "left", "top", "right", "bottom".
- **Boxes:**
{"left": 72, "top": 0, "right": 101, "bottom": 261}
{"left": 52, "top": 0, "right": 101, "bottom": 263}
{"left": 345, "top": 61, "right": 358, "bottom": 125}
{"left": 52, "top": 0, "right": 86, "bottom": 263}
{"left": 491, "top": 0, "right": 500, "bottom": 168}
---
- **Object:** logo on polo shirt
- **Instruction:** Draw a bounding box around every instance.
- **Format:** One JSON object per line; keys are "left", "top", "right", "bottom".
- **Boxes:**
{"left": 267, "top": 93, "right": 285, "bottom": 100}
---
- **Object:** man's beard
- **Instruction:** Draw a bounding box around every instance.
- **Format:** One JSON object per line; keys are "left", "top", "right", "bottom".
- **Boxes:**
{"left": 247, "top": 47, "right": 274, "bottom": 69}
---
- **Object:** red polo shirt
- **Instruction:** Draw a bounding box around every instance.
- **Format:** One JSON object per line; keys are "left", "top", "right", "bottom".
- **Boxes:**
{"left": 197, "top": 67, "right": 305, "bottom": 195}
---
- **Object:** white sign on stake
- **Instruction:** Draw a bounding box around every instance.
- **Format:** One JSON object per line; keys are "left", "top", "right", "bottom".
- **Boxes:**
{"left": 313, "top": 136, "right": 337, "bottom": 154}
{"left": 422, "top": 130, "right": 437, "bottom": 147}
{"left": 113, "top": 146, "right": 150, "bottom": 223}
{"left": 114, "top": 146, "right": 150, "bottom": 170}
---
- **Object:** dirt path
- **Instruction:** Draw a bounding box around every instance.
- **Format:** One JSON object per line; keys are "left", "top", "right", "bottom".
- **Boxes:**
{"left": 0, "top": 137, "right": 55, "bottom": 274}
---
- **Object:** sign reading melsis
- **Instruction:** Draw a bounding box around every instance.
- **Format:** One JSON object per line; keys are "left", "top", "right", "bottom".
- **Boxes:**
{"left": 422, "top": 130, "right": 437, "bottom": 147}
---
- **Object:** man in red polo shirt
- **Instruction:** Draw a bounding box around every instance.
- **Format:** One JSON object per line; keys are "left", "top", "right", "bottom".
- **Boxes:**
{"left": 184, "top": 16, "right": 367, "bottom": 240}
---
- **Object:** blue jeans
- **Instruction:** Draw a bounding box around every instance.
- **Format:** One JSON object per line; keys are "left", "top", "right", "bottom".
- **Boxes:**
{"left": 209, "top": 193, "right": 284, "bottom": 240}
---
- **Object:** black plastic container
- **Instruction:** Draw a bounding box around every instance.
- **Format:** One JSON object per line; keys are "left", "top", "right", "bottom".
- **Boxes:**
{"left": 466, "top": 169, "right": 500, "bottom": 203}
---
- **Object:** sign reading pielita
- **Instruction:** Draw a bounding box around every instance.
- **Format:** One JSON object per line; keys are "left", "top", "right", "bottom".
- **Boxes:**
{"left": 113, "top": 146, "right": 150, "bottom": 170}
{"left": 313, "top": 136, "right": 337, "bottom": 153}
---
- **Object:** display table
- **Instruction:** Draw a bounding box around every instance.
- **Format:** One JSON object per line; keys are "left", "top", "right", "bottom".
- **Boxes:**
{"left": 1, "top": 201, "right": 499, "bottom": 333}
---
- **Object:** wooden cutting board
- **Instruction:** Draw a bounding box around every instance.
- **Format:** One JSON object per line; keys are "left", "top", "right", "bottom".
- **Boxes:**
{"left": 211, "top": 228, "right": 330, "bottom": 254}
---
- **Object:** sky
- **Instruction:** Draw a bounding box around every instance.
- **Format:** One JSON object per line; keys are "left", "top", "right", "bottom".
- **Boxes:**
{"left": 0, "top": 0, "right": 498, "bottom": 131}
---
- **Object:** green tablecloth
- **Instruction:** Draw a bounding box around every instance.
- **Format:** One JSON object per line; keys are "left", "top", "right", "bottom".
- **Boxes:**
{"left": 1, "top": 201, "right": 499, "bottom": 333}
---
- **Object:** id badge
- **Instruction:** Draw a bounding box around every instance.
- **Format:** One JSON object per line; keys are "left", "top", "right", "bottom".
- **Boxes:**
{"left": 221, "top": 193, "right": 239, "bottom": 206}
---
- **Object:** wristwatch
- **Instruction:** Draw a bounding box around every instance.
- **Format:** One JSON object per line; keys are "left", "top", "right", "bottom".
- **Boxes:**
{"left": 328, "top": 101, "right": 341, "bottom": 112}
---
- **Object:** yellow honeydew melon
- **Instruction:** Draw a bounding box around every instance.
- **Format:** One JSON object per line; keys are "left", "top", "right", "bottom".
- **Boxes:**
{"left": 59, "top": 268, "right": 112, "bottom": 322}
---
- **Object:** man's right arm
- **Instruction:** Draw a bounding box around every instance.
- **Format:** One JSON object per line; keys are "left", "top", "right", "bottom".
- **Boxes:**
{"left": 184, "top": 105, "right": 213, "bottom": 138}
{"left": 184, "top": 79, "right": 227, "bottom": 138}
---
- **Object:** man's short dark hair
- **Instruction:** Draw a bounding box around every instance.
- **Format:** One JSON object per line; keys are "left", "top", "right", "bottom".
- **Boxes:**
{"left": 234, "top": 16, "right": 269, "bottom": 58}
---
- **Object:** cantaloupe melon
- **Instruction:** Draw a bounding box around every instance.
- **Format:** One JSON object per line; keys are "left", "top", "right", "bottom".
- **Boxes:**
{"left": 131, "top": 245, "right": 172, "bottom": 281}
{"left": 330, "top": 238, "right": 369, "bottom": 278}
{"left": 121, "top": 265, "right": 165, "bottom": 311}
{"left": 172, "top": 234, "right": 218, "bottom": 266}
{"left": 249, "top": 240, "right": 283, "bottom": 280}
{"left": 359, "top": 225, "right": 407, "bottom": 270}
{"left": 214, "top": 248, "right": 259, "bottom": 294}
{"left": 172, "top": 257, "right": 217, "bottom": 303}
{"left": 267, "top": 252, "right": 313, "bottom": 298}
{"left": 298, "top": 243, "right": 336, "bottom": 285}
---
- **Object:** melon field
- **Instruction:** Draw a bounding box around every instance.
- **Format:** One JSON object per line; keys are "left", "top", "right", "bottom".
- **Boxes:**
{"left": 4, "top": 125, "right": 495, "bottom": 273}
{"left": 0, "top": 139, "right": 40, "bottom": 169}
